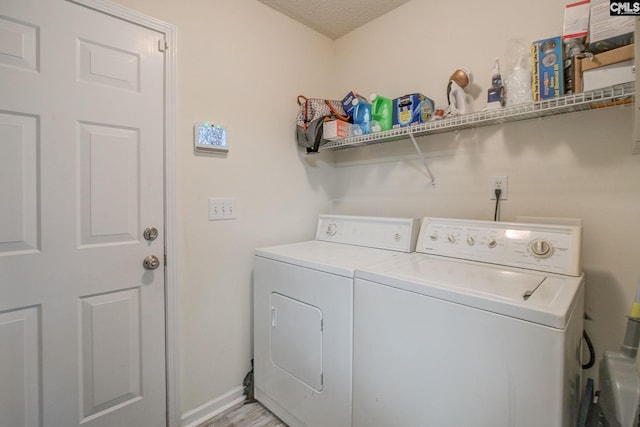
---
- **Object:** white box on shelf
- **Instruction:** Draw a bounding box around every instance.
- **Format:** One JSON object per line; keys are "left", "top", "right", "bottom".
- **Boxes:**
{"left": 323, "top": 119, "right": 352, "bottom": 140}
{"left": 583, "top": 60, "right": 634, "bottom": 91}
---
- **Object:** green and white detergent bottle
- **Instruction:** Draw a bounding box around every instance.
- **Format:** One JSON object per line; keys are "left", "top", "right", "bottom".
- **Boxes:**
{"left": 370, "top": 93, "right": 393, "bottom": 132}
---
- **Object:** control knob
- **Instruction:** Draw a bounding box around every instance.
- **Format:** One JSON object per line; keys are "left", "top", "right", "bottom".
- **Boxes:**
{"left": 326, "top": 223, "right": 337, "bottom": 236}
{"left": 529, "top": 239, "right": 553, "bottom": 258}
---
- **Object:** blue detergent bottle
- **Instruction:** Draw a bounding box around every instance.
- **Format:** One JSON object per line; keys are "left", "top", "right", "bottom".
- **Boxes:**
{"left": 351, "top": 99, "right": 371, "bottom": 135}
{"left": 486, "top": 59, "right": 505, "bottom": 109}
{"left": 370, "top": 93, "right": 393, "bottom": 132}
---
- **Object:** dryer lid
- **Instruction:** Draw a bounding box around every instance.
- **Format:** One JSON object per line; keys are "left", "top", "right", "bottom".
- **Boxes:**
{"left": 256, "top": 240, "right": 412, "bottom": 277}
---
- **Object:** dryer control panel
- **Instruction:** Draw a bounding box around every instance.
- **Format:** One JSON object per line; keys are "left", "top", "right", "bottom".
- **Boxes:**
{"left": 416, "top": 217, "right": 582, "bottom": 276}
{"left": 316, "top": 215, "right": 420, "bottom": 253}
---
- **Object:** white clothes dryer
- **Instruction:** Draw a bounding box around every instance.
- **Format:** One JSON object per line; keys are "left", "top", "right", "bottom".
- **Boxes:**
{"left": 253, "top": 215, "right": 420, "bottom": 427}
{"left": 352, "top": 217, "right": 585, "bottom": 427}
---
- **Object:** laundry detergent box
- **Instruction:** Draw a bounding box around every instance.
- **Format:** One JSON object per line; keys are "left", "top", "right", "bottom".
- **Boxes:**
{"left": 341, "top": 91, "right": 368, "bottom": 117}
{"left": 392, "top": 93, "right": 435, "bottom": 128}
{"left": 531, "top": 36, "right": 564, "bottom": 100}
{"left": 323, "top": 119, "right": 352, "bottom": 140}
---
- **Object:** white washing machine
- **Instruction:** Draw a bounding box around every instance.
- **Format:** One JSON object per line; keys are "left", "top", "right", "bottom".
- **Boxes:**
{"left": 253, "top": 215, "right": 420, "bottom": 427}
{"left": 352, "top": 217, "right": 585, "bottom": 427}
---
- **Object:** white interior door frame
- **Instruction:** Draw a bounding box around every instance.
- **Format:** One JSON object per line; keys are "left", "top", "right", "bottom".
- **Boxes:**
{"left": 68, "top": 1, "right": 180, "bottom": 426}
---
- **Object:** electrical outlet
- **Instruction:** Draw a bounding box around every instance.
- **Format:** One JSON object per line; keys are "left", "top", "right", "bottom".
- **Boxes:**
{"left": 490, "top": 176, "right": 508, "bottom": 200}
{"left": 208, "top": 198, "right": 237, "bottom": 220}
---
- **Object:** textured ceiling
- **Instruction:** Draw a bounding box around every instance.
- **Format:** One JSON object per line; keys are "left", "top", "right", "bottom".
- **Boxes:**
{"left": 258, "top": 0, "right": 411, "bottom": 40}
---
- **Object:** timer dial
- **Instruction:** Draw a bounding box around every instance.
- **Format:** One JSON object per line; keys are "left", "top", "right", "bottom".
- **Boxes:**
{"left": 529, "top": 239, "right": 553, "bottom": 258}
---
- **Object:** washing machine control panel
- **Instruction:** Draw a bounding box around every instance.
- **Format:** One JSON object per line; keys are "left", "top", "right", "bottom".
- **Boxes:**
{"left": 417, "top": 218, "right": 582, "bottom": 276}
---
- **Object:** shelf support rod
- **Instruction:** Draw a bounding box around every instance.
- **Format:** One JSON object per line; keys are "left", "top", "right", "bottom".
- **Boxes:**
{"left": 408, "top": 131, "right": 435, "bottom": 186}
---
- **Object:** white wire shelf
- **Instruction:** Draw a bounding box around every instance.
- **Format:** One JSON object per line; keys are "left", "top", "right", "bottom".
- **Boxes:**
{"left": 320, "top": 82, "right": 635, "bottom": 151}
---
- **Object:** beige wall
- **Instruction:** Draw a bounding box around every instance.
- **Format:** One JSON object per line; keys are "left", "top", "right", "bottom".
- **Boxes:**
{"left": 112, "top": 0, "right": 336, "bottom": 415}
{"left": 331, "top": 0, "right": 640, "bottom": 383}
{"left": 116, "top": 0, "right": 640, "bottom": 419}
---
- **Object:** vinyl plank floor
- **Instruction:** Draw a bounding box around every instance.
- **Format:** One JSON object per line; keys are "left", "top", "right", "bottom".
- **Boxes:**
{"left": 197, "top": 401, "right": 287, "bottom": 427}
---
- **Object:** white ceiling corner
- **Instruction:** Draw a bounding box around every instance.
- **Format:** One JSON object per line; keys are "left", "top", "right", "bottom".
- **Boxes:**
{"left": 257, "top": 0, "right": 411, "bottom": 40}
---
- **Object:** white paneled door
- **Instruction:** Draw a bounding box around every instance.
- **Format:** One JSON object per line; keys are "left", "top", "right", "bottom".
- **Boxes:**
{"left": 0, "top": 0, "right": 167, "bottom": 426}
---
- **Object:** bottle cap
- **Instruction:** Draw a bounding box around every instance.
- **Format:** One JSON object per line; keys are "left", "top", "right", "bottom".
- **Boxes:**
{"left": 492, "top": 59, "right": 501, "bottom": 76}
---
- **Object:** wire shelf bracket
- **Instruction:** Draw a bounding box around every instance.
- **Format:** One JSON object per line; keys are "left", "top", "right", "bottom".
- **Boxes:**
{"left": 408, "top": 131, "right": 435, "bottom": 186}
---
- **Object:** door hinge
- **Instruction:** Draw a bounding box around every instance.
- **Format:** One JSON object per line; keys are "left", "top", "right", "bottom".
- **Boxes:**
{"left": 164, "top": 253, "right": 167, "bottom": 266}
{"left": 158, "top": 39, "right": 168, "bottom": 52}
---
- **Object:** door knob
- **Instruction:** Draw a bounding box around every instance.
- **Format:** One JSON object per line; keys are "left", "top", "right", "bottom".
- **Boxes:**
{"left": 143, "top": 255, "right": 160, "bottom": 270}
{"left": 143, "top": 227, "right": 159, "bottom": 241}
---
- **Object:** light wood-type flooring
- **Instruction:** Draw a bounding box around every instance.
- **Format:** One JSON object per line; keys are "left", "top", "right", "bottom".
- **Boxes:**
{"left": 197, "top": 401, "right": 287, "bottom": 427}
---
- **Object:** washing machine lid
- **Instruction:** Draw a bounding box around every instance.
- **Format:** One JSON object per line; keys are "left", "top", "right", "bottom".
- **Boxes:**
{"left": 256, "top": 240, "right": 412, "bottom": 278}
{"left": 355, "top": 255, "right": 583, "bottom": 328}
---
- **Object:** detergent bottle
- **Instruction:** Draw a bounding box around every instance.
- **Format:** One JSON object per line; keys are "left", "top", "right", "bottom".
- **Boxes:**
{"left": 370, "top": 93, "right": 393, "bottom": 132}
{"left": 486, "top": 59, "right": 505, "bottom": 109}
{"left": 351, "top": 98, "right": 371, "bottom": 136}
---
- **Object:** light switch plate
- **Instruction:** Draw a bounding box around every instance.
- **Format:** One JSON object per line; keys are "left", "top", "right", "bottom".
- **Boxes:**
{"left": 208, "top": 198, "right": 237, "bottom": 220}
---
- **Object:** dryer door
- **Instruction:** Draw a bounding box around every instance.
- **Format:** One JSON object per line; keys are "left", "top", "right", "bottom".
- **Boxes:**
{"left": 270, "top": 292, "right": 323, "bottom": 391}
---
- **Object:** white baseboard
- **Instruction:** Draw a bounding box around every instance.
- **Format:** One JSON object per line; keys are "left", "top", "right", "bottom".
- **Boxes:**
{"left": 181, "top": 386, "right": 245, "bottom": 427}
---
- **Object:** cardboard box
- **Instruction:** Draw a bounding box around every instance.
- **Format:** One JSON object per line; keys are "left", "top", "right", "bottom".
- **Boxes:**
{"left": 581, "top": 44, "right": 634, "bottom": 72}
{"left": 588, "top": 0, "right": 634, "bottom": 54}
{"left": 577, "top": 44, "right": 635, "bottom": 91}
{"left": 323, "top": 119, "right": 352, "bottom": 140}
{"left": 392, "top": 93, "right": 435, "bottom": 128}
{"left": 341, "top": 91, "right": 368, "bottom": 117}
{"left": 531, "top": 36, "right": 564, "bottom": 100}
